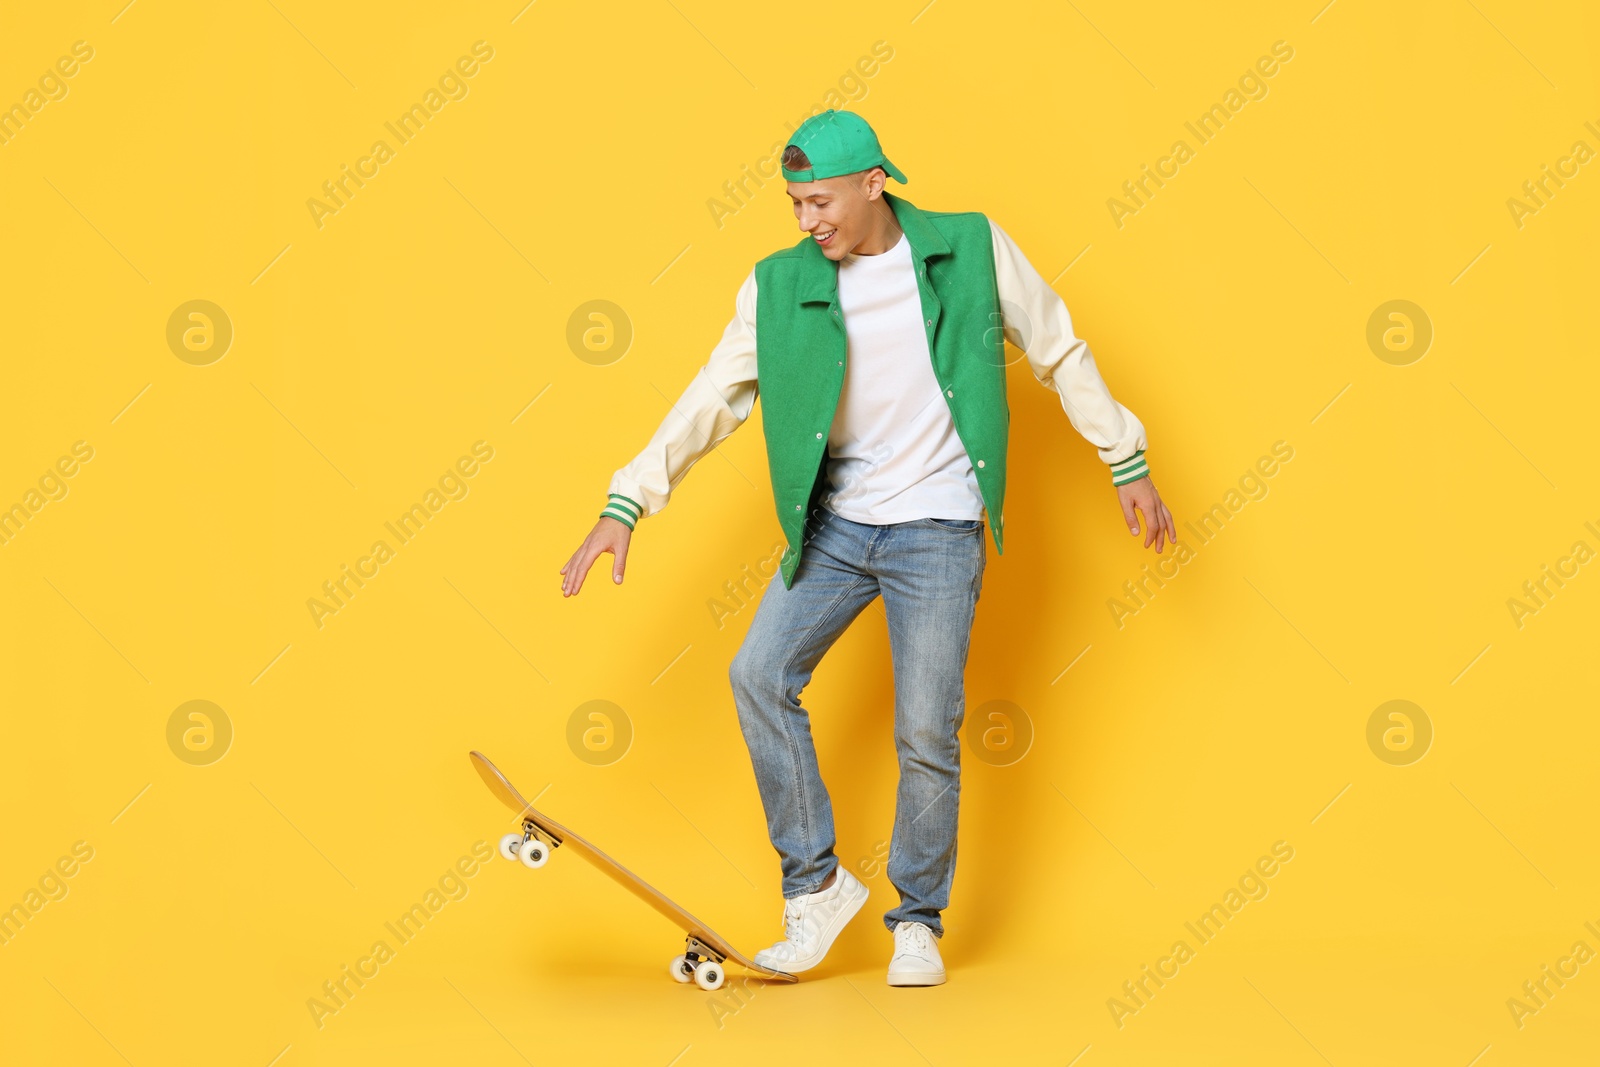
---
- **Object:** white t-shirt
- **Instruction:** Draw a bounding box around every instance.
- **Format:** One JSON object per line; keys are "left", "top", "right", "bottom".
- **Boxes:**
{"left": 820, "top": 230, "right": 985, "bottom": 524}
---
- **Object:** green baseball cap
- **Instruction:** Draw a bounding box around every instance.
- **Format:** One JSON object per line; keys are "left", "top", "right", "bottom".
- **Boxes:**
{"left": 781, "top": 109, "right": 908, "bottom": 184}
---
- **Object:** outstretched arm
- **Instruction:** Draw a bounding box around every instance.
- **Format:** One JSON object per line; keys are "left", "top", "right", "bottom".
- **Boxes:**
{"left": 561, "top": 270, "right": 761, "bottom": 594}
{"left": 989, "top": 218, "right": 1176, "bottom": 551}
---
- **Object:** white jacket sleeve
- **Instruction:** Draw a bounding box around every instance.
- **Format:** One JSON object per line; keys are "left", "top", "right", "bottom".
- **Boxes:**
{"left": 989, "top": 218, "right": 1151, "bottom": 485}
{"left": 600, "top": 269, "right": 761, "bottom": 527}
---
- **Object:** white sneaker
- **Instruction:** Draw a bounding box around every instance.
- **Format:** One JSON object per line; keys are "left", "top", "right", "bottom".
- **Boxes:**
{"left": 887, "top": 921, "right": 946, "bottom": 986}
{"left": 751, "top": 867, "right": 869, "bottom": 974}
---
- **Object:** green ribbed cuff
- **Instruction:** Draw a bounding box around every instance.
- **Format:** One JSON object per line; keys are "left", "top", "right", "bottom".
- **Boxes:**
{"left": 599, "top": 493, "right": 643, "bottom": 530}
{"left": 1110, "top": 450, "right": 1150, "bottom": 486}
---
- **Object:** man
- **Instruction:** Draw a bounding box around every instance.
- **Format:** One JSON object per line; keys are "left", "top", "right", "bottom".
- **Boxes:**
{"left": 561, "top": 110, "right": 1175, "bottom": 986}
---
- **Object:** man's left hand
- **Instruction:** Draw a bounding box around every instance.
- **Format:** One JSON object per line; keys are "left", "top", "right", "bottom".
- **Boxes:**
{"left": 1117, "top": 477, "right": 1177, "bottom": 553}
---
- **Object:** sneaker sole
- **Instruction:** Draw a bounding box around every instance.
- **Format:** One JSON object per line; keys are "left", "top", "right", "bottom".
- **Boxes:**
{"left": 887, "top": 970, "right": 947, "bottom": 986}
{"left": 754, "top": 876, "right": 870, "bottom": 974}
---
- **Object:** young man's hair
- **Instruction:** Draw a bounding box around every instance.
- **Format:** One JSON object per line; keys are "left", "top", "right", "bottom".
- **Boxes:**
{"left": 781, "top": 144, "right": 882, "bottom": 183}
{"left": 781, "top": 145, "right": 811, "bottom": 171}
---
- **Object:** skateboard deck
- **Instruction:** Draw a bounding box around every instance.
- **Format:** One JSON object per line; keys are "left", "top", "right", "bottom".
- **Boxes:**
{"left": 470, "top": 751, "right": 797, "bottom": 986}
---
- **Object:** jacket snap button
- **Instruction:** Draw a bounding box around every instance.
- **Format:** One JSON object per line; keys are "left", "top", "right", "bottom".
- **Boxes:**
{"left": 946, "top": 389, "right": 953, "bottom": 397}
{"left": 977, "top": 459, "right": 986, "bottom": 468}
{"left": 815, "top": 432, "right": 823, "bottom": 439}
{"left": 795, "top": 504, "right": 802, "bottom": 511}
{"left": 925, "top": 319, "right": 932, "bottom": 327}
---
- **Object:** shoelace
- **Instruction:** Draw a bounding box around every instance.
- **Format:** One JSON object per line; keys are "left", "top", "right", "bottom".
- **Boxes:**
{"left": 898, "top": 922, "right": 934, "bottom": 958}
{"left": 782, "top": 899, "right": 806, "bottom": 943}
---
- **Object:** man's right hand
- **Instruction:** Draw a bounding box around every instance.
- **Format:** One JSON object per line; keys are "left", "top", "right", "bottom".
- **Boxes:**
{"left": 560, "top": 516, "right": 633, "bottom": 597}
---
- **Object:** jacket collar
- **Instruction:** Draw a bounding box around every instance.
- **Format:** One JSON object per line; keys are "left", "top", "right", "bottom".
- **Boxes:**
{"left": 795, "top": 191, "right": 951, "bottom": 305}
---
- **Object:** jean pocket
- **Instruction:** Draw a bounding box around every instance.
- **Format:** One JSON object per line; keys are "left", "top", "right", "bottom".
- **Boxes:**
{"left": 916, "top": 517, "right": 982, "bottom": 532}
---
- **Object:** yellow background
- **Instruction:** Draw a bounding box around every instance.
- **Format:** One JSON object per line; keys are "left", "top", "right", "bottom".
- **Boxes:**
{"left": 3, "top": 1, "right": 1597, "bottom": 1063}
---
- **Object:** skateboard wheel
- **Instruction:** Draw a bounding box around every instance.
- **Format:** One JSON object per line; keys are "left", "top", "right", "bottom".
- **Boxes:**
{"left": 693, "top": 960, "right": 724, "bottom": 991}
{"left": 517, "top": 837, "right": 550, "bottom": 869}
{"left": 669, "top": 954, "right": 694, "bottom": 984}
{"left": 498, "top": 833, "right": 524, "bottom": 862}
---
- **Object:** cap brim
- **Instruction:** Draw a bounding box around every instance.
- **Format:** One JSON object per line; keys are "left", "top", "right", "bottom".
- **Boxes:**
{"left": 880, "top": 157, "right": 908, "bottom": 183}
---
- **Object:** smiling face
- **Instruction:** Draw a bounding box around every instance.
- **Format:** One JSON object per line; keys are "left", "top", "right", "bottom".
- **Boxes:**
{"left": 785, "top": 159, "right": 899, "bottom": 260}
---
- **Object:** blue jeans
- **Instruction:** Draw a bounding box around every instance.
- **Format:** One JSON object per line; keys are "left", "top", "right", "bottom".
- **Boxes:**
{"left": 729, "top": 505, "right": 986, "bottom": 937}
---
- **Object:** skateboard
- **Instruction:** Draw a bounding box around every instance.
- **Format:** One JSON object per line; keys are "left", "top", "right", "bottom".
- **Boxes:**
{"left": 470, "top": 751, "right": 798, "bottom": 989}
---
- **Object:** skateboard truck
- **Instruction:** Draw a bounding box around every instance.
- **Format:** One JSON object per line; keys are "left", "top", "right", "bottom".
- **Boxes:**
{"left": 672, "top": 936, "right": 727, "bottom": 991}
{"left": 498, "top": 818, "right": 562, "bottom": 870}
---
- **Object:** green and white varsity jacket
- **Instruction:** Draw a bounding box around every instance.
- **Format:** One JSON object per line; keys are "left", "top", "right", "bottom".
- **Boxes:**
{"left": 600, "top": 191, "right": 1152, "bottom": 589}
